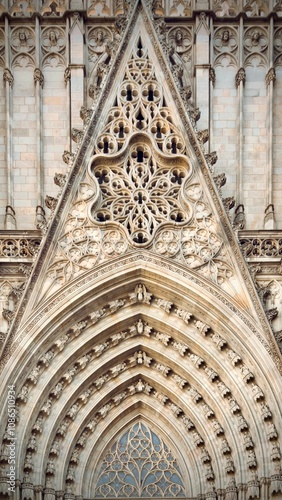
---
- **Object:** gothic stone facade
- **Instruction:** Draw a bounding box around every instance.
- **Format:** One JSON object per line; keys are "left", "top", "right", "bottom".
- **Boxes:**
{"left": 0, "top": 1, "right": 282, "bottom": 499}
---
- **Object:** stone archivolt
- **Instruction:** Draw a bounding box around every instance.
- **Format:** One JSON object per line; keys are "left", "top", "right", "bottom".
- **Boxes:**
{"left": 1, "top": 283, "right": 281, "bottom": 497}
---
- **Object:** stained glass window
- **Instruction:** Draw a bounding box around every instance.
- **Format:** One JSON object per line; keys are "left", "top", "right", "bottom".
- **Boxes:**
{"left": 95, "top": 421, "right": 186, "bottom": 497}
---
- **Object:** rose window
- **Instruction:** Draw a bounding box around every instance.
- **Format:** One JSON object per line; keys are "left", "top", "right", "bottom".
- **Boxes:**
{"left": 90, "top": 142, "right": 192, "bottom": 245}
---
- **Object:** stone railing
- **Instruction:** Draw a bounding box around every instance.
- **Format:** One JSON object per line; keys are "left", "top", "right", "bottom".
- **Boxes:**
{"left": 0, "top": 231, "right": 42, "bottom": 261}
{"left": 238, "top": 231, "right": 282, "bottom": 261}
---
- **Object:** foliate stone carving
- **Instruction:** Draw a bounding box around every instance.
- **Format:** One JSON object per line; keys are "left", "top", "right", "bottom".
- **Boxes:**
{"left": 16, "top": 385, "right": 30, "bottom": 403}
{"left": 64, "top": 66, "right": 70, "bottom": 86}
{"left": 54, "top": 173, "right": 66, "bottom": 188}
{"left": 3, "top": 68, "right": 14, "bottom": 87}
{"left": 62, "top": 150, "right": 75, "bottom": 165}
{"left": 41, "top": 27, "right": 66, "bottom": 67}
{"left": 40, "top": 398, "right": 52, "bottom": 416}
{"left": 214, "top": 2, "right": 239, "bottom": 19}
{"left": 241, "top": 365, "right": 254, "bottom": 382}
{"left": 27, "top": 365, "right": 41, "bottom": 385}
{"left": 213, "top": 174, "right": 226, "bottom": 197}
{"left": 71, "top": 128, "right": 83, "bottom": 144}
{"left": 88, "top": 0, "right": 111, "bottom": 16}
{"left": 270, "top": 465, "right": 282, "bottom": 494}
{"left": 34, "top": 68, "right": 44, "bottom": 88}
{"left": 45, "top": 195, "right": 58, "bottom": 212}
{"left": 271, "top": 443, "right": 281, "bottom": 461}
{"left": 225, "top": 478, "right": 237, "bottom": 499}
{"left": 244, "top": 432, "right": 254, "bottom": 450}
{"left": 221, "top": 439, "right": 231, "bottom": 454}
{"left": 197, "top": 129, "right": 209, "bottom": 144}
{"left": 41, "top": 0, "right": 66, "bottom": 16}
{"left": 228, "top": 397, "right": 241, "bottom": 414}
{"left": 235, "top": 67, "right": 246, "bottom": 87}
{"left": 247, "top": 450, "right": 257, "bottom": 468}
{"left": 267, "top": 422, "right": 278, "bottom": 441}
{"left": 80, "top": 106, "right": 92, "bottom": 124}
{"left": 156, "top": 298, "right": 173, "bottom": 312}
{"left": 244, "top": 0, "right": 269, "bottom": 17}
{"left": 32, "top": 415, "right": 44, "bottom": 434}
{"left": 209, "top": 67, "right": 216, "bottom": 85}
{"left": 223, "top": 196, "right": 235, "bottom": 212}
{"left": 265, "top": 67, "right": 276, "bottom": 86}
{"left": 168, "top": 0, "right": 192, "bottom": 16}
{"left": 205, "top": 367, "right": 219, "bottom": 381}
{"left": 238, "top": 415, "right": 249, "bottom": 432}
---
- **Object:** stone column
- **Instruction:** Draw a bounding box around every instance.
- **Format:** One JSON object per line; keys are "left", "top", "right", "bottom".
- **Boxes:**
{"left": 4, "top": 17, "right": 16, "bottom": 229}
{"left": 194, "top": 12, "right": 210, "bottom": 134}
{"left": 260, "top": 477, "right": 270, "bottom": 499}
{"left": 34, "top": 485, "right": 43, "bottom": 500}
{"left": 238, "top": 483, "right": 247, "bottom": 500}
{"left": 69, "top": 12, "right": 85, "bottom": 151}
{"left": 34, "top": 16, "right": 45, "bottom": 229}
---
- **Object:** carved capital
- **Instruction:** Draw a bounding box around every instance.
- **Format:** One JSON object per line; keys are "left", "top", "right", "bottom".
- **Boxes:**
{"left": 235, "top": 67, "right": 246, "bottom": 87}
{"left": 45, "top": 195, "right": 58, "bottom": 212}
{"left": 209, "top": 67, "right": 216, "bottom": 85}
{"left": 64, "top": 66, "right": 71, "bottom": 86}
{"left": 266, "top": 67, "right": 276, "bottom": 86}
{"left": 3, "top": 68, "right": 14, "bottom": 88}
{"left": 34, "top": 68, "right": 44, "bottom": 88}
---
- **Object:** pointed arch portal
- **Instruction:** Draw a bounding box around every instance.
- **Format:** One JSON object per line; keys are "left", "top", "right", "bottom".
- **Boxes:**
{"left": 0, "top": 3, "right": 282, "bottom": 500}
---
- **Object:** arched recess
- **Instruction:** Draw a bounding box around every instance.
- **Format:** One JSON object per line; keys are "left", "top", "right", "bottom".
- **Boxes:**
{"left": 0, "top": 256, "right": 282, "bottom": 499}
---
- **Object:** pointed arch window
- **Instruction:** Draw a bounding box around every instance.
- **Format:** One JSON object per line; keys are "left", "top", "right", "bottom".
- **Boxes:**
{"left": 94, "top": 421, "right": 186, "bottom": 498}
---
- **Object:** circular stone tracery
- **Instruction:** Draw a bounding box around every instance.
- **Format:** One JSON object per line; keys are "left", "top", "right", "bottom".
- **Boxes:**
{"left": 91, "top": 142, "right": 192, "bottom": 245}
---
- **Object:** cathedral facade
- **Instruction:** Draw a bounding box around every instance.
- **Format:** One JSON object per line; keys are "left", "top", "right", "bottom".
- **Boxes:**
{"left": 0, "top": 1, "right": 282, "bottom": 499}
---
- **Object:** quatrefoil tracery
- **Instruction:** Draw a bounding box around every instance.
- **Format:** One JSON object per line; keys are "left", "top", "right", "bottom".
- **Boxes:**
{"left": 90, "top": 140, "right": 192, "bottom": 245}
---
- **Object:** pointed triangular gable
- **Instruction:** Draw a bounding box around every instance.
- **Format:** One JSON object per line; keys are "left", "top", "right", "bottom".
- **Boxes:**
{"left": 44, "top": 37, "right": 233, "bottom": 294}
{"left": 36, "top": 23, "right": 245, "bottom": 307}
{"left": 5, "top": 1, "right": 278, "bottom": 361}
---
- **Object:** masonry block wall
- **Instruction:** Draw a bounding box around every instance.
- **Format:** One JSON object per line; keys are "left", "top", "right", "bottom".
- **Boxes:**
{"left": 0, "top": 1, "right": 282, "bottom": 231}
